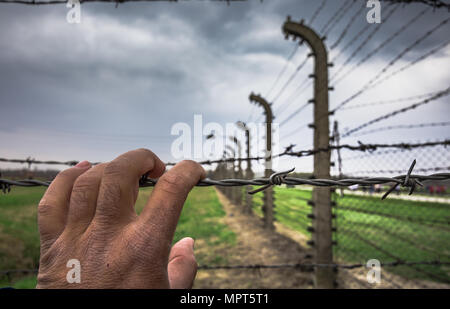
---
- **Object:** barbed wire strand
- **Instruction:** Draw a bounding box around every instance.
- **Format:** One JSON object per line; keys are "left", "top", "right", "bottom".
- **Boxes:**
{"left": 341, "top": 87, "right": 450, "bottom": 137}
{"left": 330, "top": 2, "right": 366, "bottom": 50}
{"left": 331, "top": 4, "right": 401, "bottom": 83}
{"left": 332, "top": 16, "right": 450, "bottom": 112}
{"left": 332, "top": 6, "right": 429, "bottom": 85}
{"left": 346, "top": 121, "right": 450, "bottom": 138}
{"left": 338, "top": 90, "right": 442, "bottom": 111}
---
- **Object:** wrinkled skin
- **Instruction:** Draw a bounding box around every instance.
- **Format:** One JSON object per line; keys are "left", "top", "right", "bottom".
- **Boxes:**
{"left": 36, "top": 148, "right": 205, "bottom": 289}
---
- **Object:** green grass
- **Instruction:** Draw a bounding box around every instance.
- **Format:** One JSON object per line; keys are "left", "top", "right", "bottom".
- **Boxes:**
{"left": 251, "top": 186, "right": 450, "bottom": 283}
{"left": 0, "top": 186, "right": 234, "bottom": 288}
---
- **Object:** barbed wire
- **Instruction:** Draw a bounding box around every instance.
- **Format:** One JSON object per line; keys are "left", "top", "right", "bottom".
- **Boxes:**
{"left": 341, "top": 87, "right": 450, "bottom": 137}
{"left": 0, "top": 0, "right": 245, "bottom": 4}
{"left": 379, "top": 0, "right": 450, "bottom": 10}
{"left": 332, "top": 6, "right": 429, "bottom": 85}
{"left": 338, "top": 91, "right": 442, "bottom": 111}
{"left": 344, "top": 165, "right": 450, "bottom": 175}
{"left": 331, "top": 4, "right": 401, "bottom": 83}
{"left": 278, "top": 101, "right": 311, "bottom": 127}
{"left": 271, "top": 55, "right": 309, "bottom": 104}
{"left": 265, "top": 45, "right": 300, "bottom": 101}
{"left": 1, "top": 0, "right": 447, "bottom": 9}
{"left": 368, "top": 38, "right": 450, "bottom": 91}
{"left": 330, "top": 2, "right": 365, "bottom": 50}
{"left": 2, "top": 160, "right": 450, "bottom": 200}
{"left": 1, "top": 260, "right": 449, "bottom": 279}
{"left": 319, "top": 0, "right": 353, "bottom": 35}
{"left": 346, "top": 121, "right": 450, "bottom": 138}
{"left": 333, "top": 16, "right": 450, "bottom": 112}
{"left": 340, "top": 141, "right": 448, "bottom": 161}
{"left": 309, "top": 0, "right": 327, "bottom": 26}
{"left": 1, "top": 140, "right": 449, "bottom": 171}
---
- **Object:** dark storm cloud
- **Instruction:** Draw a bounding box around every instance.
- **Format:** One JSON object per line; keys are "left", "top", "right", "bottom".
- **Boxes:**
{"left": 0, "top": 0, "right": 449, "bottom": 170}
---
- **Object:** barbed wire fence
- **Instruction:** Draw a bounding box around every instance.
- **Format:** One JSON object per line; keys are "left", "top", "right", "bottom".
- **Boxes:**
{"left": 1, "top": 0, "right": 449, "bottom": 289}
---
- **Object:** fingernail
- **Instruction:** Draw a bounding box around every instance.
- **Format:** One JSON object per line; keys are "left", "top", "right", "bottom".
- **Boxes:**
{"left": 75, "top": 160, "right": 91, "bottom": 168}
{"left": 184, "top": 237, "right": 195, "bottom": 249}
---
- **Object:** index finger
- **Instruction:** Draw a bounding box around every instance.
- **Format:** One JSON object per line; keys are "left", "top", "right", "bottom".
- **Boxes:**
{"left": 138, "top": 160, "right": 205, "bottom": 247}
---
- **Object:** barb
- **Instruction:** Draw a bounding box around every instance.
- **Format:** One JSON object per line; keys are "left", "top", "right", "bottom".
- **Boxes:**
{"left": 2, "top": 162, "right": 450, "bottom": 200}
{"left": 284, "top": 140, "right": 450, "bottom": 158}
{"left": 2, "top": 140, "right": 449, "bottom": 170}
{"left": 248, "top": 168, "right": 295, "bottom": 194}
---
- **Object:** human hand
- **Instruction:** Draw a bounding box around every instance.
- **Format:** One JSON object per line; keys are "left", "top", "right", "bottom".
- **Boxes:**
{"left": 36, "top": 148, "right": 205, "bottom": 289}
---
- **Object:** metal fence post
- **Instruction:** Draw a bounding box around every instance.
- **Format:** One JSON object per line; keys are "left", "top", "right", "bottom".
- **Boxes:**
{"left": 283, "top": 16, "right": 334, "bottom": 288}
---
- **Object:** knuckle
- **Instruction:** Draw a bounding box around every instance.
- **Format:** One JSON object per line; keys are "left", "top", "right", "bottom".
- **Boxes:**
{"left": 158, "top": 173, "right": 189, "bottom": 194}
{"left": 54, "top": 168, "right": 75, "bottom": 182}
{"left": 37, "top": 201, "right": 56, "bottom": 218}
{"left": 73, "top": 174, "right": 98, "bottom": 190}
{"left": 180, "top": 160, "right": 201, "bottom": 170}
{"left": 103, "top": 159, "right": 130, "bottom": 179}
{"left": 135, "top": 148, "right": 153, "bottom": 157}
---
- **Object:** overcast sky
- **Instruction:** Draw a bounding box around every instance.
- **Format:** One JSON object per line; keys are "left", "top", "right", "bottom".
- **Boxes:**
{"left": 0, "top": 0, "right": 449, "bottom": 176}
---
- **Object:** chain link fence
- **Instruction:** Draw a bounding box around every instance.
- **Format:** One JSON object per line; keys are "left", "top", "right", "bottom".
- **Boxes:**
{"left": 331, "top": 142, "right": 450, "bottom": 287}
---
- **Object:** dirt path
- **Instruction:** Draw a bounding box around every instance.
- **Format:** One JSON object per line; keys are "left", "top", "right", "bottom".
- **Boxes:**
{"left": 194, "top": 189, "right": 314, "bottom": 289}
{"left": 193, "top": 189, "right": 450, "bottom": 289}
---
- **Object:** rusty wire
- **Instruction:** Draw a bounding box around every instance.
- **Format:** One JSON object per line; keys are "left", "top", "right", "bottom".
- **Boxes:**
{"left": 1, "top": 140, "right": 449, "bottom": 171}
{"left": 1, "top": 139, "right": 448, "bottom": 171}
{"left": 2, "top": 159, "right": 450, "bottom": 200}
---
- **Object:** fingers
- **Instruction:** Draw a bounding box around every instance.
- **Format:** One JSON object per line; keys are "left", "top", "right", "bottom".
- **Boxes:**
{"left": 168, "top": 237, "right": 197, "bottom": 289}
{"left": 138, "top": 160, "right": 205, "bottom": 248}
{"left": 94, "top": 148, "right": 165, "bottom": 225}
{"left": 38, "top": 161, "right": 91, "bottom": 249}
{"left": 66, "top": 163, "right": 107, "bottom": 233}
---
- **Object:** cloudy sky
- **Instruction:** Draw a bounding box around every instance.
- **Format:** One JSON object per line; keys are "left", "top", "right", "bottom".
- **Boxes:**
{"left": 0, "top": 0, "right": 449, "bottom": 175}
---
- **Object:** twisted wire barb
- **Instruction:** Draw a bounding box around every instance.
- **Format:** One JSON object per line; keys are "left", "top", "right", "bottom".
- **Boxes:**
{"left": 2, "top": 161, "right": 450, "bottom": 199}
{"left": 1, "top": 140, "right": 449, "bottom": 170}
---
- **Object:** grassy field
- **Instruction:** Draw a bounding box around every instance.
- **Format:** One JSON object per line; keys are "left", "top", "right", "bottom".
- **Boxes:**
{"left": 252, "top": 186, "right": 450, "bottom": 283}
{"left": 0, "top": 186, "right": 235, "bottom": 288}
{"left": 1, "top": 184, "right": 449, "bottom": 287}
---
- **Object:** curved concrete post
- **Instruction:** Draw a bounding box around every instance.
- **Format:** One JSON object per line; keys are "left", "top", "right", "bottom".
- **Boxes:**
{"left": 282, "top": 16, "right": 333, "bottom": 289}
{"left": 249, "top": 93, "right": 275, "bottom": 230}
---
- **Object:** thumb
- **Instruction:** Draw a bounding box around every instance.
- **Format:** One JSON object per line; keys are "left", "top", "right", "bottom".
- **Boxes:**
{"left": 168, "top": 237, "right": 197, "bottom": 289}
